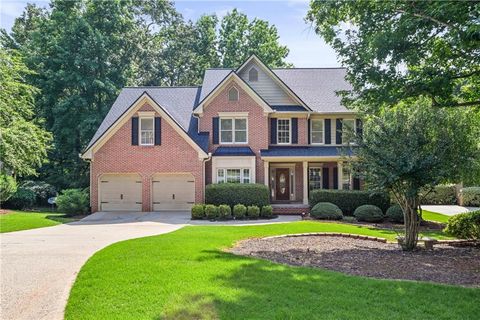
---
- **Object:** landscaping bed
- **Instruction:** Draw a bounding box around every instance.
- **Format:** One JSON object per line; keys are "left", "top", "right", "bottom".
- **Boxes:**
{"left": 230, "top": 235, "right": 480, "bottom": 287}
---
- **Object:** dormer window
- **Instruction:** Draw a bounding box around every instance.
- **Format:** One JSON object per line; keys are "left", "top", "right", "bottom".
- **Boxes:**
{"left": 248, "top": 67, "right": 258, "bottom": 82}
{"left": 228, "top": 87, "right": 239, "bottom": 101}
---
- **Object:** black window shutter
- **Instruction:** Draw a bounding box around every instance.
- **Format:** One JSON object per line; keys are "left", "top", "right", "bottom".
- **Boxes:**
{"left": 322, "top": 167, "right": 329, "bottom": 189}
{"left": 356, "top": 119, "right": 363, "bottom": 138}
{"left": 131, "top": 117, "right": 139, "bottom": 145}
{"left": 333, "top": 167, "right": 338, "bottom": 189}
{"left": 353, "top": 178, "right": 360, "bottom": 190}
{"left": 307, "top": 119, "right": 311, "bottom": 144}
{"left": 291, "top": 118, "right": 298, "bottom": 144}
{"left": 336, "top": 118, "right": 343, "bottom": 144}
{"left": 270, "top": 118, "right": 277, "bottom": 144}
{"left": 212, "top": 117, "right": 219, "bottom": 144}
{"left": 154, "top": 117, "right": 161, "bottom": 145}
{"left": 324, "top": 119, "right": 331, "bottom": 144}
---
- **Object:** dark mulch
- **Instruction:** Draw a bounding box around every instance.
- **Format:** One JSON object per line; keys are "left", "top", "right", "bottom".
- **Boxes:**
{"left": 230, "top": 236, "right": 480, "bottom": 287}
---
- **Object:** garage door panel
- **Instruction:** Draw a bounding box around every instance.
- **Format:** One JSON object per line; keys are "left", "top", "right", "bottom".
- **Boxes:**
{"left": 100, "top": 174, "right": 142, "bottom": 211}
{"left": 152, "top": 174, "right": 195, "bottom": 211}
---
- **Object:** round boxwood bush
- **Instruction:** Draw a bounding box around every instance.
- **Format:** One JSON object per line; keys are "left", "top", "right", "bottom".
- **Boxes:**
{"left": 386, "top": 205, "right": 404, "bottom": 223}
{"left": 7, "top": 187, "right": 36, "bottom": 209}
{"left": 233, "top": 204, "right": 247, "bottom": 219}
{"left": 444, "top": 210, "right": 480, "bottom": 240}
{"left": 56, "top": 188, "right": 89, "bottom": 215}
{"left": 218, "top": 204, "right": 232, "bottom": 219}
{"left": 191, "top": 204, "right": 205, "bottom": 219}
{"left": 310, "top": 202, "right": 343, "bottom": 220}
{"left": 247, "top": 205, "right": 260, "bottom": 219}
{"left": 204, "top": 204, "right": 219, "bottom": 220}
{"left": 260, "top": 205, "right": 273, "bottom": 218}
{"left": 354, "top": 205, "right": 384, "bottom": 222}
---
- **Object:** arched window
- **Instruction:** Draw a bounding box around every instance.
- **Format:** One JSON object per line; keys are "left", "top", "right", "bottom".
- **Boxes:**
{"left": 228, "top": 87, "right": 239, "bottom": 101}
{"left": 248, "top": 67, "right": 258, "bottom": 82}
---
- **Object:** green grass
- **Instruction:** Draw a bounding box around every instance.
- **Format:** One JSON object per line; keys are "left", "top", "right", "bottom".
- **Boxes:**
{"left": 422, "top": 210, "right": 451, "bottom": 223}
{"left": 0, "top": 211, "right": 76, "bottom": 233}
{"left": 66, "top": 221, "right": 478, "bottom": 320}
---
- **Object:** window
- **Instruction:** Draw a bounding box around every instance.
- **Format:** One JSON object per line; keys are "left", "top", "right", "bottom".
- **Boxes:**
{"left": 217, "top": 168, "right": 251, "bottom": 184}
{"left": 309, "top": 167, "right": 322, "bottom": 191}
{"left": 248, "top": 67, "right": 258, "bottom": 82}
{"left": 140, "top": 117, "right": 154, "bottom": 145}
{"left": 342, "top": 119, "right": 355, "bottom": 144}
{"left": 220, "top": 118, "right": 247, "bottom": 144}
{"left": 311, "top": 119, "right": 324, "bottom": 144}
{"left": 342, "top": 167, "right": 351, "bottom": 190}
{"left": 277, "top": 119, "right": 291, "bottom": 144}
{"left": 228, "top": 87, "right": 239, "bottom": 101}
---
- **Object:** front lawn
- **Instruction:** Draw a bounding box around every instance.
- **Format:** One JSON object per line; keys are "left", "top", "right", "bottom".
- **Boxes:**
{"left": 66, "top": 221, "right": 478, "bottom": 319}
{"left": 422, "top": 210, "right": 451, "bottom": 223}
{"left": 0, "top": 210, "right": 76, "bottom": 233}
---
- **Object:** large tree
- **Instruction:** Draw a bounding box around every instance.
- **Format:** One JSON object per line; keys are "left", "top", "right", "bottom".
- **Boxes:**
{"left": 307, "top": 0, "right": 480, "bottom": 109}
{"left": 350, "top": 99, "right": 480, "bottom": 250}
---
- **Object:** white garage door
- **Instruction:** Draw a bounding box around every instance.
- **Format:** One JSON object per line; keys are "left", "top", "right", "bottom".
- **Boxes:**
{"left": 152, "top": 173, "right": 195, "bottom": 211}
{"left": 99, "top": 174, "right": 142, "bottom": 211}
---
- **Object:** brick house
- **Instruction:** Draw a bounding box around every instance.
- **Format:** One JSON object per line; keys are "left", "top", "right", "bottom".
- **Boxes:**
{"left": 82, "top": 55, "right": 361, "bottom": 213}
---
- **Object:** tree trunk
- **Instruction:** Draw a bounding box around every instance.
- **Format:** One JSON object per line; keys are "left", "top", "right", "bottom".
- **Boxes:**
{"left": 402, "top": 196, "right": 420, "bottom": 251}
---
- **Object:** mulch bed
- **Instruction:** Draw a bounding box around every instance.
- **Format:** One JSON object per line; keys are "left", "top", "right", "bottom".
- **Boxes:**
{"left": 229, "top": 235, "right": 480, "bottom": 287}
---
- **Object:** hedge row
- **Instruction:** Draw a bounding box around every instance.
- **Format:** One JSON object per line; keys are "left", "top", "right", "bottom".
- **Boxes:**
{"left": 309, "top": 190, "right": 390, "bottom": 215}
{"left": 420, "top": 185, "right": 457, "bottom": 205}
{"left": 444, "top": 210, "right": 480, "bottom": 240}
{"left": 191, "top": 204, "right": 274, "bottom": 221}
{"left": 460, "top": 187, "right": 480, "bottom": 207}
{"left": 205, "top": 183, "right": 269, "bottom": 208}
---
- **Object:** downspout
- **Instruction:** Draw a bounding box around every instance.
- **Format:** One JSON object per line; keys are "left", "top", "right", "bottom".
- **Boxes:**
{"left": 202, "top": 153, "right": 212, "bottom": 204}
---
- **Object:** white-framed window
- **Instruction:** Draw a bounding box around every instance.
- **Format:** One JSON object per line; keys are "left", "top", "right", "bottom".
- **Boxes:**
{"left": 217, "top": 168, "right": 251, "bottom": 184}
{"left": 342, "top": 167, "right": 352, "bottom": 190}
{"left": 248, "top": 67, "right": 258, "bottom": 82}
{"left": 228, "top": 87, "right": 239, "bottom": 101}
{"left": 277, "top": 118, "right": 291, "bottom": 144}
{"left": 220, "top": 117, "right": 247, "bottom": 144}
{"left": 309, "top": 167, "right": 322, "bottom": 191}
{"left": 311, "top": 119, "right": 324, "bottom": 144}
{"left": 342, "top": 119, "right": 356, "bottom": 144}
{"left": 139, "top": 117, "right": 154, "bottom": 145}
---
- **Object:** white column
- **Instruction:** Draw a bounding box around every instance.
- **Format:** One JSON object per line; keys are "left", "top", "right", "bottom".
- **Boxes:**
{"left": 338, "top": 161, "right": 343, "bottom": 190}
{"left": 264, "top": 161, "right": 269, "bottom": 187}
{"left": 303, "top": 161, "right": 308, "bottom": 205}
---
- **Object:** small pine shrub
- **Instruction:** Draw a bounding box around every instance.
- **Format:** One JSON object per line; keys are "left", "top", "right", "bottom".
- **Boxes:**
{"left": 260, "top": 205, "right": 273, "bottom": 218}
{"left": 386, "top": 205, "right": 404, "bottom": 223}
{"left": 218, "top": 204, "right": 232, "bottom": 219}
{"left": 191, "top": 204, "right": 205, "bottom": 219}
{"left": 204, "top": 204, "right": 219, "bottom": 220}
{"left": 310, "top": 202, "right": 343, "bottom": 220}
{"left": 233, "top": 204, "right": 247, "bottom": 219}
{"left": 247, "top": 205, "right": 260, "bottom": 219}
{"left": 354, "top": 205, "right": 384, "bottom": 222}
{"left": 56, "top": 188, "right": 89, "bottom": 216}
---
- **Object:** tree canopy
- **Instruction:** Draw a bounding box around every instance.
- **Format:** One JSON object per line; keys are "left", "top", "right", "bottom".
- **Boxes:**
{"left": 307, "top": 0, "right": 480, "bottom": 109}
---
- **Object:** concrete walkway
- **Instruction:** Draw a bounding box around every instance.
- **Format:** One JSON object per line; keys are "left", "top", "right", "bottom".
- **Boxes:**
{"left": 422, "top": 205, "right": 479, "bottom": 216}
{"left": 0, "top": 211, "right": 301, "bottom": 320}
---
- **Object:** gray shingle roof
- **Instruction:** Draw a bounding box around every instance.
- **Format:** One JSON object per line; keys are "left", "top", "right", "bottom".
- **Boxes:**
{"left": 199, "top": 69, "right": 232, "bottom": 101}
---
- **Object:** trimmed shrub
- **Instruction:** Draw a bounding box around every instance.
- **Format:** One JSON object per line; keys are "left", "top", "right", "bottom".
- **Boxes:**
{"left": 309, "top": 190, "right": 390, "bottom": 215}
{"left": 260, "top": 205, "right": 273, "bottom": 218}
{"left": 461, "top": 187, "right": 480, "bottom": 207}
{"left": 7, "top": 187, "right": 36, "bottom": 209}
{"left": 342, "top": 216, "right": 357, "bottom": 223}
{"left": 204, "top": 204, "right": 219, "bottom": 220}
{"left": 191, "top": 204, "right": 205, "bottom": 219}
{"left": 386, "top": 205, "right": 404, "bottom": 223}
{"left": 0, "top": 174, "right": 17, "bottom": 204}
{"left": 233, "top": 204, "right": 247, "bottom": 219}
{"left": 247, "top": 205, "right": 260, "bottom": 219}
{"left": 56, "top": 188, "right": 89, "bottom": 216}
{"left": 420, "top": 185, "right": 457, "bottom": 205}
{"left": 354, "top": 205, "right": 384, "bottom": 222}
{"left": 218, "top": 204, "right": 232, "bottom": 219}
{"left": 310, "top": 202, "right": 343, "bottom": 220}
{"left": 444, "top": 210, "right": 480, "bottom": 240}
{"left": 21, "top": 180, "right": 57, "bottom": 206}
{"left": 205, "top": 183, "right": 269, "bottom": 208}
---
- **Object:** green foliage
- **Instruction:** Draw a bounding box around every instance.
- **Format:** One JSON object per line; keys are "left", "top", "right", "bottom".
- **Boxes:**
{"left": 307, "top": 1, "right": 479, "bottom": 108}
{"left": 0, "top": 174, "right": 17, "bottom": 203}
{"left": 205, "top": 183, "right": 269, "bottom": 208}
{"left": 260, "top": 205, "right": 273, "bottom": 218}
{"left": 460, "top": 187, "right": 480, "bottom": 207}
{"left": 204, "top": 205, "right": 219, "bottom": 220}
{"left": 309, "top": 190, "right": 390, "bottom": 215}
{"left": 246, "top": 205, "right": 260, "bottom": 219}
{"left": 20, "top": 180, "right": 56, "bottom": 205}
{"left": 7, "top": 187, "right": 36, "bottom": 209}
{"left": 233, "top": 204, "right": 247, "bottom": 219}
{"left": 420, "top": 185, "right": 457, "bottom": 205}
{"left": 444, "top": 211, "right": 480, "bottom": 240}
{"left": 191, "top": 204, "right": 205, "bottom": 220}
{"left": 218, "top": 204, "right": 232, "bottom": 219}
{"left": 310, "top": 202, "right": 343, "bottom": 220}
{"left": 386, "top": 205, "right": 404, "bottom": 223}
{"left": 56, "top": 188, "right": 89, "bottom": 216}
{"left": 354, "top": 205, "right": 384, "bottom": 222}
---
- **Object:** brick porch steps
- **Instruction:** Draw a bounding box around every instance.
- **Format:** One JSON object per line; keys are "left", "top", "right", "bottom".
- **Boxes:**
{"left": 272, "top": 204, "right": 310, "bottom": 215}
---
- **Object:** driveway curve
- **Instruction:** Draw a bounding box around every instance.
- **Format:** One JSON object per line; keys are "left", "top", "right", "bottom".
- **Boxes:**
{"left": 0, "top": 213, "right": 183, "bottom": 320}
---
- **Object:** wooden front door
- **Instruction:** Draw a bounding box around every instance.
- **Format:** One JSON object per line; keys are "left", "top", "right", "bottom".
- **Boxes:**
{"left": 275, "top": 168, "right": 290, "bottom": 201}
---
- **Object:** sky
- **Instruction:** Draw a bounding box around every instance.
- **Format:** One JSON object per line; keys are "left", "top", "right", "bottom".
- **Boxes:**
{"left": 0, "top": 0, "right": 341, "bottom": 67}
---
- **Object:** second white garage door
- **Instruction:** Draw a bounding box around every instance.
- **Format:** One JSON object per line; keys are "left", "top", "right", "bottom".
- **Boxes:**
{"left": 99, "top": 174, "right": 142, "bottom": 211}
{"left": 152, "top": 173, "right": 195, "bottom": 211}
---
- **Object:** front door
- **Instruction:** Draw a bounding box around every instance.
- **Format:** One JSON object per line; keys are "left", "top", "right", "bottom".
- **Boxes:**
{"left": 275, "top": 168, "right": 290, "bottom": 201}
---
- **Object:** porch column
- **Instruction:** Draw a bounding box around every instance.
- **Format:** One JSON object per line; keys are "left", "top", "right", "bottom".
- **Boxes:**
{"left": 338, "top": 161, "right": 343, "bottom": 190}
{"left": 303, "top": 161, "right": 308, "bottom": 205}
{"left": 263, "top": 161, "right": 269, "bottom": 187}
